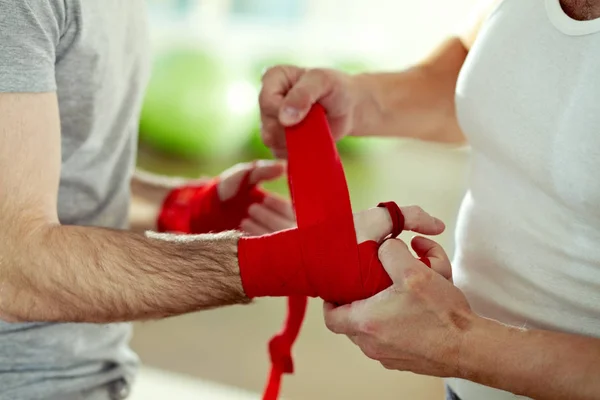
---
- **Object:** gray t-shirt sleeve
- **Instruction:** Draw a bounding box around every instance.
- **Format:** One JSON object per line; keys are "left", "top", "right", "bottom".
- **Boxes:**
{"left": 0, "top": 0, "right": 66, "bottom": 92}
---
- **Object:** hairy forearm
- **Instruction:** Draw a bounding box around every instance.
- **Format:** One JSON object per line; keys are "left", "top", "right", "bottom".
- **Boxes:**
{"left": 1, "top": 224, "right": 249, "bottom": 323}
{"left": 460, "top": 316, "right": 600, "bottom": 399}
{"left": 352, "top": 37, "right": 468, "bottom": 144}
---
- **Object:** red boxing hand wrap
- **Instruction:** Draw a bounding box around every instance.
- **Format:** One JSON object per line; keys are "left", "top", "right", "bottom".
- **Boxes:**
{"left": 239, "top": 204, "right": 404, "bottom": 301}
{"left": 157, "top": 169, "right": 265, "bottom": 234}
{"left": 239, "top": 216, "right": 398, "bottom": 302}
{"left": 238, "top": 105, "right": 411, "bottom": 399}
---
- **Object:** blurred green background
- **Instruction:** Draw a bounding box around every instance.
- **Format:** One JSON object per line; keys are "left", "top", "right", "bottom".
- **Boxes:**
{"left": 138, "top": 0, "right": 391, "bottom": 198}
{"left": 136, "top": 44, "right": 376, "bottom": 193}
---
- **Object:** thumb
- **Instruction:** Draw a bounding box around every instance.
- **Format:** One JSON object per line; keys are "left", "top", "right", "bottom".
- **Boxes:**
{"left": 377, "top": 238, "right": 424, "bottom": 284}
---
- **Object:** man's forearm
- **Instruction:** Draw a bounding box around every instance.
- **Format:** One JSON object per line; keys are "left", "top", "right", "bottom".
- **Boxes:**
{"left": 1, "top": 224, "right": 249, "bottom": 323}
{"left": 460, "top": 316, "right": 600, "bottom": 399}
{"left": 352, "top": 37, "right": 468, "bottom": 144}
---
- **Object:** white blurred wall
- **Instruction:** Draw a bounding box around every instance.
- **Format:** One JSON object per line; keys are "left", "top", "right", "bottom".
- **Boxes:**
{"left": 189, "top": 0, "right": 479, "bottom": 68}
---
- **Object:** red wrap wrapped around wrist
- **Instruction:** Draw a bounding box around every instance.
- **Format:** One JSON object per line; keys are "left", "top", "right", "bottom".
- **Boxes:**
{"left": 238, "top": 208, "right": 405, "bottom": 303}
{"left": 157, "top": 172, "right": 265, "bottom": 234}
{"left": 236, "top": 105, "right": 425, "bottom": 400}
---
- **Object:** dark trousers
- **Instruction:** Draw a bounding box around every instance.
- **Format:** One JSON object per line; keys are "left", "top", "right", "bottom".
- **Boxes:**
{"left": 446, "top": 385, "right": 462, "bottom": 400}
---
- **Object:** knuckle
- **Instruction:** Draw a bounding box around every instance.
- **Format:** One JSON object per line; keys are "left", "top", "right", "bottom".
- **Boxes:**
{"left": 309, "top": 67, "right": 332, "bottom": 80}
{"left": 404, "top": 267, "right": 432, "bottom": 291}
{"left": 356, "top": 315, "right": 380, "bottom": 336}
{"left": 413, "top": 206, "right": 426, "bottom": 218}
{"left": 381, "top": 360, "right": 395, "bottom": 370}
{"left": 324, "top": 316, "right": 338, "bottom": 333}
{"left": 405, "top": 205, "right": 424, "bottom": 216}
{"left": 308, "top": 68, "right": 336, "bottom": 89}
{"left": 288, "top": 86, "right": 312, "bottom": 105}
{"left": 247, "top": 203, "right": 260, "bottom": 216}
{"left": 258, "top": 89, "right": 270, "bottom": 107}
{"left": 260, "top": 65, "right": 280, "bottom": 82}
{"left": 378, "top": 239, "right": 402, "bottom": 261}
{"left": 361, "top": 341, "right": 383, "bottom": 361}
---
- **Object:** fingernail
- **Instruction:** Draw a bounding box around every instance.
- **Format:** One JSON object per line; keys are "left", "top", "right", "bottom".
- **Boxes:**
{"left": 280, "top": 107, "right": 301, "bottom": 124}
{"left": 256, "top": 159, "right": 278, "bottom": 168}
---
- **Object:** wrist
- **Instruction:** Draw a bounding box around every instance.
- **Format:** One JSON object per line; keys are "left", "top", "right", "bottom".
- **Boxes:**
{"left": 238, "top": 228, "right": 314, "bottom": 298}
{"left": 349, "top": 72, "right": 384, "bottom": 137}
{"left": 457, "top": 314, "right": 526, "bottom": 384}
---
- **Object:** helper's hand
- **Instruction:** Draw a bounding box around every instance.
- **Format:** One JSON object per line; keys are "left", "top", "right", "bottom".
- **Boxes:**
{"left": 217, "top": 160, "right": 296, "bottom": 235}
{"left": 259, "top": 66, "right": 365, "bottom": 158}
{"left": 323, "top": 238, "right": 471, "bottom": 378}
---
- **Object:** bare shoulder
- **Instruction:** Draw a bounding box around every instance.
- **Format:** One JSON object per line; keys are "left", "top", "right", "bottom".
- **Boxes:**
{"left": 457, "top": 0, "right": 505, "bottom": 50}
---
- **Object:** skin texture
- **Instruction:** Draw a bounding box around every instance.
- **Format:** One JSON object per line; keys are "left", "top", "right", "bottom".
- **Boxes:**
{"left": 0, "top": 90, "right": 444, "bottom": 323}
{"left": 259, "top": 38, "right": 468, "bottom": 159}
{"left": 258, "top": 0, "right": 600, "bottom": 398}
{"left": 324, "top": 239, "right": 600, "bottom": 400}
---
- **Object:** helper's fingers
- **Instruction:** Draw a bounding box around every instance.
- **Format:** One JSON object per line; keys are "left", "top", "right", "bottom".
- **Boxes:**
{"left": 260, "top": 116, "right": 287, "bottom": 159}
{"left": 262, "top": 193, "right": 295, "bottom": 221}
{"left": 247, "top": 202, "right": 296, "bottom": 232}
{"left": 353, "top": 207, "right": 393, "bottom": 244}
{"left": 322, "top": 302, "right": 360, "bottom": 336}
{"left": 259, "top": 65, "right": 307, "bottom": 155}
{"left": 240, "top": 218, "right": 271, "bottom": 236}
{"left": 400, "top": 205, "right": 445, "bottom": 235}
{"left": 248, "top": 160, "right": 286, "bottom": 185}
{"left": 378, "top": 238, "right": 429, "bottom": 284}
{"left": 279, "top": 69, "right": 334, "bottom": 126}
{"left": 411, "top": 236, "right": 452, "bottom": 281}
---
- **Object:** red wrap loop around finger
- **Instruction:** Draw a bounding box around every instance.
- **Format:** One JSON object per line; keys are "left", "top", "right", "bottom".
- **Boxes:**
{"left": 377, "top": 201, "right": 405, "bottom": 239}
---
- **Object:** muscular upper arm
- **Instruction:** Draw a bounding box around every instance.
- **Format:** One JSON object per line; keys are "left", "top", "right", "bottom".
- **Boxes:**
{"left": 0, "top": 93, "right": 61, "bottom": 227}
{"left": 0, "top": 0, "right": 65, "bottom": 227}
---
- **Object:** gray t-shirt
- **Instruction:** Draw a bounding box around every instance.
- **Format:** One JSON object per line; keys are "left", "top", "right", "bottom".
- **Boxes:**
{"left": 0, "top": 1, "right": 150, "bottom": 398}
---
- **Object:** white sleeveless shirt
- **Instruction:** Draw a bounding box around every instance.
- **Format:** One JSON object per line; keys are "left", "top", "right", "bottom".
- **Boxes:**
{"left": 447, "top": 0, "right": 600, "bottom": 398}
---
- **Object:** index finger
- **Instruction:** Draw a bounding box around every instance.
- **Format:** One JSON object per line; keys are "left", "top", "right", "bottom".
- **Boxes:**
{"left": 323, "top": 302, "right": 360, "bottom": 336}
{"left": 400, "top": 205, "right": 445, "bottom": 235}
{"left": 279, "top": 69, "right": 334, "bottom": 126}
{"left": 411, "top": 236, "right": 452, "bottom": 280}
